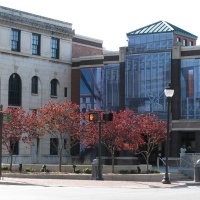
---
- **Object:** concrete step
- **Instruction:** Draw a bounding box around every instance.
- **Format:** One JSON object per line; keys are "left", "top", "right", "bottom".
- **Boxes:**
{"left": 170, "top": 172, "right": 193, "bottom": 181}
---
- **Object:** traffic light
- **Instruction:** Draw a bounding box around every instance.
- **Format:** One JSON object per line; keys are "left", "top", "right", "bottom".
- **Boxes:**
{"left": 89, "top": 112, "right": 99, "bottom": 122}
{"left": 103, "top": 113, "right": 113, "bottom": 121}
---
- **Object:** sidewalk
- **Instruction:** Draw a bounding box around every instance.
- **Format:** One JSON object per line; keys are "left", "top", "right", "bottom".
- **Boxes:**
{"left": 0, "top": 177, "right": 199, "bottom": 188}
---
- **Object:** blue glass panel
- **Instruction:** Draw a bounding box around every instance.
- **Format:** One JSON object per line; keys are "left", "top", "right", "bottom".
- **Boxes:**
{"left": 181, "top": 59, "right": 200, "bottom": 119}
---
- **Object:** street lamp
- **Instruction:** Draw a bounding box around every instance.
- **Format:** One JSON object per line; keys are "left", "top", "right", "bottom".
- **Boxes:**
{"left": 162, "top": 83, "right": 174, "bottom": 184}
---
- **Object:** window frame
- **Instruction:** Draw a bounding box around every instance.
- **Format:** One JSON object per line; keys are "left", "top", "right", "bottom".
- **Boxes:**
{"left": 32, "top": 33, "right": 41, "bottom": 55}
{"left": 11, "top": 29, "right": 20, "bottom": 52}
{"left": 31, "top": 76, "right": 38, "bottom": 94}
{"left": 51, "top": 79, "right": 58, "bottom": 97}
{"left": 183, "top": 39, "right": 187, "bottom": 46}
{"left": 189, "top": 41, "right": 193, "bottom": 46}
{"left": 8, "top": 73, "right": 22, "bottom": 106}
{"left": 51, "top": 37, "right": 59, "bottom": 59}
{"left": 10, "top": 140, "right": 19, "bottom": 155}
{"left": 64, "top": 87, "right": 67, "bottom": 97}
{"left": 50, "top": 138, "right": 58, "bottom": 155}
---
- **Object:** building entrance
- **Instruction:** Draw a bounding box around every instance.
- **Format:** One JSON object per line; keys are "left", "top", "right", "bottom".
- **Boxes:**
{"left": 180, "top": 131, "right": 195, "bottom": 153}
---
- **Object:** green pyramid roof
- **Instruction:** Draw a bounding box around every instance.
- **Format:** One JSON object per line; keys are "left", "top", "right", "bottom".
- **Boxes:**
{"left": 127, "top": 20, "right": 197, "bottom": 40}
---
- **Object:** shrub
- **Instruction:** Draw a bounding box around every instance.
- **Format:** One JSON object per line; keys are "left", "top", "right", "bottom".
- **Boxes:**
{"left": 130, "top": 170, "right": 138, "bottom": 174}
{"left": 74, "top": 169, "right": 81, "bottom": 174}
{"left": 24, "top": 167, "right": 35, "bottom": 172}
{"left": 1, "top": 165, "right": 8, "bottom": 170}
{"left": 40, "top": 168, "right": 50, "bottom": 172}
{"left": 119, "top": 169, "right": 129, "bottom": 174}
{"left": 83, "top": 168, "right": 92, "bottom": 174}
{"left": 150, "top": 169, "right": 160, "bottom": 173}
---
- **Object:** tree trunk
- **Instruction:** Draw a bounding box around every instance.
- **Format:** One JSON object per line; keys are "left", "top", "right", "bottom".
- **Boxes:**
{"left": 9, "top": 153, "right": 13, "bottom": 171}
{"left": 111, "top": 150, "right": 115, "bottom": 173}
{"left": 146, "top": 154, "right": 150, "bottom": 173}
{"left": 58, "top": 149, "right": 63, "bottom": 172}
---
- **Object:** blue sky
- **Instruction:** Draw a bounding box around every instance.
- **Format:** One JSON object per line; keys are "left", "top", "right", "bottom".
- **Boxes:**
{"left": 0, "top": 0, "right": 199, "bottom": 50}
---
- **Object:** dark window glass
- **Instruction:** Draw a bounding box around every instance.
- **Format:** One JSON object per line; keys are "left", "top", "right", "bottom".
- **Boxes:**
{"left": 32, "top": 33, "right": 40, "bottom": 55}
{"left": 189, "top": 41, "right": 193, "bottom": 46}
{"left": 10, "top": 141, "right": 19, "bottom": 155}
{"left": 50, "top": 138, "right": 58, "bottom": 155}
{"left": 51, "top": 79, "right": 58, "bottom": 96}
{"left": 31, "top": 76, "right": 38, "bottom": 94}
{"left": 51, "top": 38, "right": 59, "bottom": 59}
{"left": 8, "top": 73, "right": 21, "bottom": 106}
{"left": 183, "top": 39, "right": 187, "bottom": 46}
{"left": 64, "top": 87, "right": 67, "bottom": 97}
{"left": 11, "top": 29, "right": 20, "bottom": 52}
{"left": 187, "top": 69, "right": 194, "bottom": 97}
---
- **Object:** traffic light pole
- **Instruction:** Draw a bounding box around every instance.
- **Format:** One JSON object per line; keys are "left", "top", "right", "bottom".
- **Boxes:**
{"left": 89, "top": 111, "right": 113, "bottom": 180}
{"left": 96, "top": 120, "right": 103, "bottom": 180}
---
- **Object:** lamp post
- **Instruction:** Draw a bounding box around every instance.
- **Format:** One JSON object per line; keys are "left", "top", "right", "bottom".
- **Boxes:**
{"left": 162, "top": 83, "right": 174, "bottom": 184}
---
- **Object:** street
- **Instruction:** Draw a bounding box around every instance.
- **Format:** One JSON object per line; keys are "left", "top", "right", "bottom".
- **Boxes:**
{"left": 0, "top": 183, "right": 200, "bottom": 200}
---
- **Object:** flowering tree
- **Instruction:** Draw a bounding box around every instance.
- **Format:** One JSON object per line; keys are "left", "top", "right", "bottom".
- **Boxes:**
{"left": 135, "top": 113, "right": 167, "bottom": 172}
{"left": 2, "top": 107, "right": 30, "bottom": 171}
{"left": 36, "top": 100, "right": 80, "bottom": 172}
{"left": 81, "top": 110, "right": 143, "bottom": 173}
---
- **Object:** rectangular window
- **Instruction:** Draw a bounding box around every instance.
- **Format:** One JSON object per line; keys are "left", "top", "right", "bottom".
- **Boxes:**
{"left": 51, "top": 79, "right": 57, "bottom": 96}
{"left": 10, "top": 141, "right": 19, "bottom": 155}
{"left": 50, "top": 138, "right": 58, "bottom": 155}
{"left": 82, "top": 97, "right": 86, "bottom": 103}
{"left": 64, "top": 87, "right": 67, "bottom": 97}
{"left": 183, "top": 39, "right": 187, "bottom": 46}
{"left": 189, "top": 41, "right": 193, "bottom": 46}
{"left": 188, "top": 69, "right": 194, "bottom": 97}
{"left": 51, "top": 38, "right": 59, "bottom": 59}
{"left": 176, "top": 37, "right": 180, "bottom": 42}
{"left": 11, "top": 29, "right": 20, "bottom": 52}
{"left": 31, "top": 76, "right": 38, "bottom": 94}
{"left": 32, "top": 33, "right": 41, "bottom": 55}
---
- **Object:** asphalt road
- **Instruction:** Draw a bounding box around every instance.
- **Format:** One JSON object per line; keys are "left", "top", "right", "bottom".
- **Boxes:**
{"left": 0, "top": 178, "right": 200, "bottom": 200}
{"left": 0, "top": 183, "right": 200, "bottom": 200}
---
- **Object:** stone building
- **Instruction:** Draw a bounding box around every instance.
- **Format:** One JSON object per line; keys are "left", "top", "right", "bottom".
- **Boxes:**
{"left": 0, "top": 6, "right": 74, "bottom": 164}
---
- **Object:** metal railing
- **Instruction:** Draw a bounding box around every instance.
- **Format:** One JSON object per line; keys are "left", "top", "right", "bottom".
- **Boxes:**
{"left": 180, "top": 153, "right": 200, "bottom": 169}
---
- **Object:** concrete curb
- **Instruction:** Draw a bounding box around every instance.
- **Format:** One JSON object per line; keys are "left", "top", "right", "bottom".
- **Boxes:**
{"left": 1, "top": 173, "right": 164, "bottom": 182}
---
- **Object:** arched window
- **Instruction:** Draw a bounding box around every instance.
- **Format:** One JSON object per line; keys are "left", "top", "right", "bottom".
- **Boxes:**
{"left": 8, "top": 73, "right": 21, "bottom": 106}
{"left": 51, "top": 79, "right": 58, "bottom": 96}
{"left": 31, "top": 76, "right": 38, "bottom": 94}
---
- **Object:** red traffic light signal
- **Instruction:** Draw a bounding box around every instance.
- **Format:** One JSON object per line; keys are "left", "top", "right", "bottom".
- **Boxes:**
{"left": 103, "top": 113, "right": 113, "bottom": 121}
{"left": 89, "top": 113, "right": 99, "bottom": 122}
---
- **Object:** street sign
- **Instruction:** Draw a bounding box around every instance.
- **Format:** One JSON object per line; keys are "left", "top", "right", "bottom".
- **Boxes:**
{"left": 3, "top": 113, "right": 12, "bottom": 123}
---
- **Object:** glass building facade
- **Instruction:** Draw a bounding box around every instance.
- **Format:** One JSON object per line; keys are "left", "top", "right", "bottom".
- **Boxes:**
{"left": 128, "top": 32, "right": 173, "bottom": 52}
{"left": 125, "top": 33, "right": 173, "bottom": 115}
{"left": 103, "top": 64, "right": 120, "bottom": 111}
{"left": 80, "top": 67, "right": 103, "bottom": 112}
{"left": 181, "top": 59, "right": 200, "bottom": 119}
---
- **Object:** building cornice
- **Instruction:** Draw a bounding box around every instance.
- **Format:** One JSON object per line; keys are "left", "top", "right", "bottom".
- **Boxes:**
{"left": 0, "top": 12, "right": 74, "bottom": 38}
